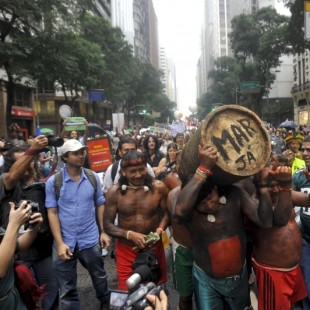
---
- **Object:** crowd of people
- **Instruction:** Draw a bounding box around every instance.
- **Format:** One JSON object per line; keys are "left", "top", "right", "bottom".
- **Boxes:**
{"left": 1, "top": 122, "right": 310, "bottom": 310}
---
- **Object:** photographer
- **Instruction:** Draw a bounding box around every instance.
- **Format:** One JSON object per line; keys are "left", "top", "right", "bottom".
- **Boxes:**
{"left": 0, "top": 200, "right": 44, "bottom": 309}
{"left": 0, "top": 136, "right": 59, "bottom": 310}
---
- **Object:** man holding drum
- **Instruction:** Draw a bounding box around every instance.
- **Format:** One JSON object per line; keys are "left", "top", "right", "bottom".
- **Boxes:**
{"left": 173, "top": 144, "right": 275, "bottom": 310}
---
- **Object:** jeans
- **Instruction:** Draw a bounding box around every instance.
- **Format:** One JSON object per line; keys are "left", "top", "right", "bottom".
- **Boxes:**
{"left": 301, "top": 240, "right": 310, "bottom": 310}
{"left": 53, "top": 243, "right": 109, "bottom": 310}
{"left": 21, "top": 256, "right": 59, "bottom": 310}
{"left": 193, "top": 263, "right": 249, "bottom": 310}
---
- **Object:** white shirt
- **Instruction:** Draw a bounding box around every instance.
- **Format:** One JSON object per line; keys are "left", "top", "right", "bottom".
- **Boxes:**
{"left": 103, "top": 160, "right": 155, "bottom": 193}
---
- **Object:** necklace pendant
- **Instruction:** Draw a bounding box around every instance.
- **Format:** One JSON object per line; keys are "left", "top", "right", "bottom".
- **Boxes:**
{"left": 207, "top": 214, "right": 216, "bottom": 223}
{"left": 219, "top": 196, "right": 227, "bottom": 204}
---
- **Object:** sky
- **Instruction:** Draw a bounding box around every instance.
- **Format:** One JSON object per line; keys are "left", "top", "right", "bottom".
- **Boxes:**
{"left": 152, "top": 1, "right": 289, "bottom": 116}
{"left": 153, "top": 0, "right": 204, "bottom": 116}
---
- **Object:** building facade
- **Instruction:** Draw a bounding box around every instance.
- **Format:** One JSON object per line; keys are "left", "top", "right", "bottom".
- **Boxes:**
{"left": 292, "top": 52, "right": 310, "bottom": 126}
{"left": 197, "top": 0, "right": 249, "bottom": 99}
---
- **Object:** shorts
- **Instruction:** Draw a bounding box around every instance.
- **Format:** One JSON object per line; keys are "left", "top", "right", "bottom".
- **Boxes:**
{"left": 172, "top": 240, "right": 193, "bottom": 298}
{"left": 116, "top": 240, "right": 167, "bottom": 291}
{"left": 252, "top": 257, "right": 307, "bottom": 310}
{"left": 193, "top": 262, "right": 249, "bottom": 310}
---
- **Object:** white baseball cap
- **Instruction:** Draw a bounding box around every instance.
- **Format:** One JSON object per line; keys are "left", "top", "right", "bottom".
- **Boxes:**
{"left": 60, "top": 139, "right": 86, "bottom": 155}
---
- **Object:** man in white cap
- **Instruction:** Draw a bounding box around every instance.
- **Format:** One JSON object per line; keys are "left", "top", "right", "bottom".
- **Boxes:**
{"left": 45, "top": 139, "right": 110, "bottom": 309}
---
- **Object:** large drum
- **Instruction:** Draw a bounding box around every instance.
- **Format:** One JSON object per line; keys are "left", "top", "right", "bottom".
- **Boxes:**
{"left": 177, "top": 105, "right": 271, "bottom": 185}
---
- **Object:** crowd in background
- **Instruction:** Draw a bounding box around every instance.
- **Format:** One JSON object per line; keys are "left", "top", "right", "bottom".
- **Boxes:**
{"left": 2, "top": 121, "right": 310, "bottom": 310}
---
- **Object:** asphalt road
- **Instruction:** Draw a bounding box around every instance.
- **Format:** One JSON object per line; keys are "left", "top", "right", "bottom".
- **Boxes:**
{"left": 77, "top": 246, "right": 180, "bottom": 310}
{"left": 76, "top": 245, "right": 258, "bottom": 310}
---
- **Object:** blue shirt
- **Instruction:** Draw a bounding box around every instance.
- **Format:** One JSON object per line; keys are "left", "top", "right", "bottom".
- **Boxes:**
{"left": 45, "top": 167, "right": 104, "bottom": 252}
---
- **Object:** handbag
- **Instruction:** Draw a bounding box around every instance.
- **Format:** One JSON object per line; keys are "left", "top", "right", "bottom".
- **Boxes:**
{"left": 14, "top": 262, "right": 46, "bottom": 310}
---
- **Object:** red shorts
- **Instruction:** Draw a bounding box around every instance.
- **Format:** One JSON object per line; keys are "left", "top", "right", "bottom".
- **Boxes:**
{"left": 116, "top": 240, "right": 167, "bottom": 290}
{"left": 252, "top": 257, "right": 307, "bottom": 310}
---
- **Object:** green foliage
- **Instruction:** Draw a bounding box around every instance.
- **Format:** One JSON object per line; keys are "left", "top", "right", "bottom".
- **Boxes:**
{"left": 283, "top": 0, "right": 310, "bottom": 53}
{"left": 80, "top": 15, "right": 135, "bottom": 102}
{"left": 0, "top": 0, "right": 174, "bottom": 130}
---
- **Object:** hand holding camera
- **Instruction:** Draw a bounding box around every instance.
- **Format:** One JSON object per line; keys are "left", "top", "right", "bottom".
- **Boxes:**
{"left": 13, "top": 200, "right": 42, "bottom": 231}
{"left": 145, "top": 290, "right": 168, "bottom": 310}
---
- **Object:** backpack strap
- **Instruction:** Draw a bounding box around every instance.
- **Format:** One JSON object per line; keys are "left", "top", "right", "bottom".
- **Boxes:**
{"left": 54, "top": 168, "right": 97, "bottom": 203}
{"left": 83, "top": 168, "right": 97, "bottom": 192}
{"left": 111, "top": 160, "right": 120, "bottom": 183}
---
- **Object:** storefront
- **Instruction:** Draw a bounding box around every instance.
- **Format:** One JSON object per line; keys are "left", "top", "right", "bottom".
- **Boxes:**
{"left": 11, "top": 106, "right": 36, "bottom": 140}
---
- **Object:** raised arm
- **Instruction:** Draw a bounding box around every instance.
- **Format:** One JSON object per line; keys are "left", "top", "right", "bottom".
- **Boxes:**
{"left": 239, "top": 165, "right": 273, "bottom": 228}
{"left": 3, "top": 135, "right": 48, "bottom": 190}
{"left": 269, "top": 166, "right": 293, "bottom": 226}
{"left": 174, "top": 144, "right": 217, "bottom": 223}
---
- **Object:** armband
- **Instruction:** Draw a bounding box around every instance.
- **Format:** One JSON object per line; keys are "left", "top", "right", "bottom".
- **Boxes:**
{"left": 198, "top": 166, "right": 213, "bottom": 175}
{"left": 126, "top": 230, "right": 132, "bottom": 240}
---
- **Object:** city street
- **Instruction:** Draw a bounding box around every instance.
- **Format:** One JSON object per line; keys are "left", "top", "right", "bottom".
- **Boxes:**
{"left": 77, "top": 246, "right": 180, "bottom": 309}
{"left": 76, "top": 246, "right": 258, "bottom": 310}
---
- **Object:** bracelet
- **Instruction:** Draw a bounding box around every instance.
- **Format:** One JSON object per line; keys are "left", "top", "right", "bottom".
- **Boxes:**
{"left": 100, "top": 229, "right": 105, "bottom": 234}
{"left": 278, "top": 186, "right": 292, "bottom": 192}
{"left": 126, "top": 230, "right": 132, "bottom": 240}
{"left": 24, "top": 148, "right": 40, "bottom": 156}
{"left": 198, "top": 166, "right": 213, "bottom": 175}
{"left": 156, "top": 227, "right": 164, "bottom": 234}
{"left": 195, "top": 169, "right": 208, "bottom": 181}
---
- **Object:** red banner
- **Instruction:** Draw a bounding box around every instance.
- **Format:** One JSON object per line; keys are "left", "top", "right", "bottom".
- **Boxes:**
{"left": 11, "top": 108, "right": 36, "bottom": 117}
{"left": 86, "top": 138, "right": 113, "bottom": 172}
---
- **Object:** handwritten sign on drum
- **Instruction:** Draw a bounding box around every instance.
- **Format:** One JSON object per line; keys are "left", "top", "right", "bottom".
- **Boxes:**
{"left": 178, "top": 105, "right": 271, "bottom": 185}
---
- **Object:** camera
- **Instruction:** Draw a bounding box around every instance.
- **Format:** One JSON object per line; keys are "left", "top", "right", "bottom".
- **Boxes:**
{"left": 15, "top": 200, "right": 40, "bottom": 230}
{"left": 15, "top": 200, "right": 40, "bottom": 213}
{"left": 46, "top": 134, "right": 64, "bottom": 148}
{"left": 109, "top": 250, "right": 163, "bottom": 309}
{"left": 115, "top": 283, "right": 163, "bottom": 310}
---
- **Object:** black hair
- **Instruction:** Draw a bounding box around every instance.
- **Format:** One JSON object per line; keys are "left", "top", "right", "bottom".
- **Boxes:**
{"left": 69, "top": 130, "right": 80, "bottom": 139}
{"left": 143, "top": 135, "right": 161, "bottom": 153}
{"left": 166, "top": 142, "right": 178, "bottom": 156}
{"left": 119, "top": 150, "right": 153, "bottom": 194}
{"left": 119, "top": 136, "right": 138, "bottom": 150}
{"left": 3, "top": 145, "right": 27, "bottom": 173}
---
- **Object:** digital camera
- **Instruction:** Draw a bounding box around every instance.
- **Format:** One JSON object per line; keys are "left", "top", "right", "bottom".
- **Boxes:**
{"left": 15, "top": 200, "right": 40, "bottom": 213}
{"left": 45, "top": 134, "right": 64, "bottom": 148}
{"left": 15, "top": 200, "right": 40, "bottom": 230}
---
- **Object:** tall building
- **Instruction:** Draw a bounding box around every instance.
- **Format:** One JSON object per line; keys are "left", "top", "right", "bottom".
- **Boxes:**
{"left": 258, "top": 0, "right": 294, "bottom": 125}
{"left": 159, "top": 47, "right": 167, "bottom": 94}
{"left": 112, "top": 0, "right": 159, "bottom": 68}
{"left": 111, "top": 0, "right": 134, "bottom": 47}
{"left": 159, "top": 47, "right": 177, "bottom": 102}
{"left": 292, "top": 50, "right": 310, "bottom": 126}
{"left": 197, "top": 0, "right": 249, "bottom": 98}
{"left": 94, "top": 0, "right": 112, "bottom": 21}
{"left": 166, "top": 58, "right": 177, "bottom": 103}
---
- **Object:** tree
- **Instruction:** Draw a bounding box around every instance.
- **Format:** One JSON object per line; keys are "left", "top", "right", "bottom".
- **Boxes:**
{"left": 28, "top": 30, "right": 105, "bottom": 108}
{"left": 229, "top": 7, "right": 289, "bottom": 115}
{"left": 0, "top": 0, "right": 94, "bottom": 130}
{"left": 80, "top": 14, "right": 136, "bottom": 103}
{"left": 197, "top": 57, "right": 258, "bottom": 119}
{"left": 283, "top": 0, "right": 310, "bottom": 53}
